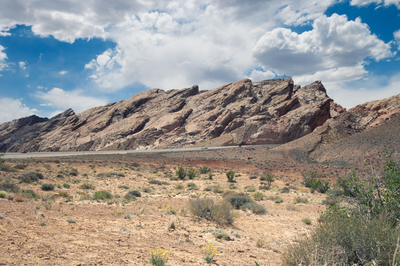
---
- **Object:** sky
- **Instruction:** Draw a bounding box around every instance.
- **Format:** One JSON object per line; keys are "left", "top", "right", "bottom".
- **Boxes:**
{"left": 0, "top": 0, "right": 399, "bottom": 123}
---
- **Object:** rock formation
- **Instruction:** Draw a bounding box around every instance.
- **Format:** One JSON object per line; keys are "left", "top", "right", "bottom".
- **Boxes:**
{"left": 1, "top": 78, "right": 338, "bottom": 152}
{"left": 274, "top": 93, "right": 400, "bottom": 165}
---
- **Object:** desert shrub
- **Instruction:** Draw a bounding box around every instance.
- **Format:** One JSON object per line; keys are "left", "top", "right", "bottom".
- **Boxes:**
{"left": 18, "top": 172, "right": 44, "bottom": 183}
{"left": 93, "top": 191, "right": 113, "bottom": 200}
{"left": 260, "top": 172, "right": 275, "bottom": 189}
{"left": 149, "top": 180, "right": 162, "bottom": 185}
{"left": 302, "top": 171, "right": 330, "bottom": 193}
{"left": 24, "top": 189, "right": 38, "bottom": 200}
{"left": 226, "top": 170, "right": 235, "bottom": 182}
{"left": 245, "top": 185, "right": 256, "bottom": 192}
{"left": 69, "top": 168, "right": 79, "bottom": 176}
{"left": 302, "top": 217, "right": 312, "bottom": 225}
{"left": 241, "top": 201, "right": 267, "bottom": 214}
{"left": 203, "top": 186, "right": 212, "bottom": 191}
{"left": 58, "top": 191, "right": 70, "bottom": 198}
{"left": 14, "top": 193, "right": 25, "bottom": 202}
{"left": 126, "top": 190, "right": 141, "bottom": 197}
{"left": 212, "top": 185, "right": 224, "bottom": 194}
{"left": 175, "top": 183, "right": 184, "bottom": 190}
{"left": 293, "top": 196, "right": 308, "bottom": 204}
{"left": 187, "top": 167, "right": 197, "bottom": 179}
{"left": 199, "top": 165, "right": 211, "bottom": 174}
{"left": 323, "top": 195, "right": 340, "bottom": 206}
{"left": 0, "top": 179, "right": 20, "bottom": 193}
{"left": 14, "top": 164, "right": 26, "bottom": 170}
{"left": 225, "top": 194, "right": 253, "bottom": 209}
{"left": 0, "top": 164, "right": 14, "bottom": 172}
{"left": 149, "top": 248, "right": 168, "bottom": 266}
{"left": 212, "top": 229, "right": 231, "bottom": 240}
{"left": 63, "top": 183, "right": 70, "bottom": 189}
{"left": 41, "top": 184, "right": 54, "bottom": 191}
{"left": 188, "top": 197, "right": 235, "bottom": 224}
{"left": 131, "top": 162, "right": 140, "bottom": 167}
{"left": 143, "top": 187, "right": 152, "bottom": 193}
{"left": 79, "top": 182, "right": 95, "bottom": 190}
{"left": 187, "top": 182, "right": 198, "bottom": 190}
{"left": 337, "top": 152, "right": 400, "bottom": 225}
{"left": 249, "top": 175, "right": 258, "bottom": 180}
{"left": 0, "top": 191, "right": 7, "bottom": 198}
{"left": 56, "top": 174, "right": 64, "bottom": 178}
{"left": 281, "top": 187, "right": 290, "bottom": 193}
{"left": 124, "top": 193, "right": 136, "bottom": 201}
{"left": 252, "top": 192, "right": 265, "bottom": 201}
{"left": 118, "top": 185, "right": 129, "bottom": 189}
{"left": 176, "top": 165, "right": 186, "bottom": 180}
{"left": 282, "top": 207, "right": 400, "bottom": 266}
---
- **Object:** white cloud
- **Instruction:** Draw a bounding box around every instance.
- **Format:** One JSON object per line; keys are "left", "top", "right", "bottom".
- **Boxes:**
{"left": 253, "top": 14, "right": 393, "bottom": 78}
{"left": 394, "top": 29, "right": 400, "bottom": 50}
{"left": 247, "top": 69, "right": 276, "bottom": 82}
{"left": 326, "top": 73, "right": 400, "bottom": 108}
{"left": 19, "top": 61, "right": 27, "bottom": 69}
{"left": 59, "top": 70, "right": 68, "bottom": 75}
{"left": 37, "top": 86, "right": 43, "bottom": 89}
{"left": 35, "top": 87, "right": 108, "bottom": 114}
{"left": 350, "top": 0, "right": 400, "bottom": 8}
{"left": 0, "top": 45, "right": 8, "bottom": 71}
{"left": 0, "top": 98, "right": 37, "bottom": 123}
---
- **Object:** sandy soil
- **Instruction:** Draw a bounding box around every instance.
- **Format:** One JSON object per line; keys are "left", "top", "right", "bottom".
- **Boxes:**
{"left": 0, "top": 149, "right": 343, "bottom": 265}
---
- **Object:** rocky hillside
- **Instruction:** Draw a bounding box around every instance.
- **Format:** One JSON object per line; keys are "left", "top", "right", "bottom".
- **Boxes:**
{"left": 0, "top": 78, "right": 337, "bottom": 152}
{"left": 274, "top": 93, "right": 400, "bottom": 165}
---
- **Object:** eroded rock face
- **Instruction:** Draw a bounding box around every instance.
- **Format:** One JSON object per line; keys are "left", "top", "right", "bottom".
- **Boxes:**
{"left": 0, "top": 78, "right": 335, "bottom": 152}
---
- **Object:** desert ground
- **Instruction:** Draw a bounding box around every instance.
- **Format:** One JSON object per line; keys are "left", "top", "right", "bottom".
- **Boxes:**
{"left": 0, "top": 147, "right": 352, "bottom": 265}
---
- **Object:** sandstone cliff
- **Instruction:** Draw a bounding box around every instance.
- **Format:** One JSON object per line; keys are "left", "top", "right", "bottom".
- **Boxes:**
{"left": 274, "top": 93, "right": 400, "bottom": 165}
{"left": 0, "top": 78, "right": 336, "bottom": 152}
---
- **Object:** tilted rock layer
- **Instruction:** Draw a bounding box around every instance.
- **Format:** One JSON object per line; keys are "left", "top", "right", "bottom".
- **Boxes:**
{"left": 1, "top": 78, "right": 335, "bottom": 152}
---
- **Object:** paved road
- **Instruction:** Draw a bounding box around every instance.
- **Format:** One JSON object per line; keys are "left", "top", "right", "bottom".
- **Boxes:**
{"left": 2, "top": 144, "right": 281, "bottom": 160}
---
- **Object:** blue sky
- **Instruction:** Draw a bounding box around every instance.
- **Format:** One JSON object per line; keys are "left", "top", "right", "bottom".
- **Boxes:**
{"left": 0, "top": 0, "right": 399, "bottom": 123}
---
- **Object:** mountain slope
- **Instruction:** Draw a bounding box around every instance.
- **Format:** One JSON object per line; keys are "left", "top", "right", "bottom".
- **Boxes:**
{"left": 0, "top": 78, "right": 334, "bottom": 152}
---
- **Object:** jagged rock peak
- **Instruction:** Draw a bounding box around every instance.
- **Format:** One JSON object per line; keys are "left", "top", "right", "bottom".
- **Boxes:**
{"left": 0, "top": 78, "right": 342, "bottom": 152}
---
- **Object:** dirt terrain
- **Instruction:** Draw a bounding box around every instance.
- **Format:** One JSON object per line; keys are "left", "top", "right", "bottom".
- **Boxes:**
{"left": 0, "top": 149, "right": 343, "bottom": 266}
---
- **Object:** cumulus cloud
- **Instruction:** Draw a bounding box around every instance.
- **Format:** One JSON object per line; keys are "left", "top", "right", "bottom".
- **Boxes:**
{"left": 35, "top": 87, "right": 108, "bottom": 114}
{"left": 254, "top": 14, "right": 393, "bottom": 79}
{"left": 0, "top": 98, "right": 38, "bottom": 123}
{"left": 326, "top": 74, "right": 400, "bottom": 108}
{"left": 247, "top": 69, "right": 276, "bottom": 82}
{"left": 59, "top": 70, "right": 68, "bottom": 75}
{"left": 394, "top": 29, "right": 400, "bottom": 50}
{"left": 350, "top": 0, "right": 400, "bottom": 8}
{"left": 0, "top": 45, "right": 8, "bottom": 71}
{"left": 19, "top": 61, "right": 27, "bottom": 69}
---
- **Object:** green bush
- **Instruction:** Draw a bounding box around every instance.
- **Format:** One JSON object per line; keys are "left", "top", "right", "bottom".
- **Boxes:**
{"left": 69, "top": 168, "right": 79, "bottom": 176}
{"left": 63, "top": 183, "right": 70, "bottom": 189}
{"left": 282, "top": 207, "right": 400, "bottom": 265}
{"left": 252, "top": 192, "right": 265, "bottom": 201}
{"left": 188, "top": 197, "right": 235, "bottom": 224}
{"left": 225, "top": 195, "right": 253, "bottom": 209}
{"left": 187, "top": 167, "right": 197, "bottom": 179}
{"left": 14, "top": 164, "right": 26, "bottom": 169}
{"left": 41, "top": 184, "right": 55, "bottom": 191}
{"left": 18, "top": 172, "right": 44, "bottom": 183}
{"left": 241, "top": 202, "right": 267, "bottom": 214}
{"left": 337, "top": 152, "right": 400, "bottom": 225}
{"left": 281, "top": 187, "right": 290, "bottom": 193}
{"left": 127, "top": 190, "right": 141, "bottom": 197}
{"left": 211, "top": 229, "right": 231, "bottom": 240}
{"left": 302, "top": 171, "right": 330, "bottom": 193}
{"left": 226, "top": 170, "right": 235, "bottom": 182}
{"left": 0, "top": 179, "right": 20, "bottom": 193}
{"left": 0, "top": 191, "right": 6, "bottom": 198}
{"left": 93, "top": 191, "right": 113, "bottom": 200}
{"left": 176, "top": 165, "right": 186, "bottom": 180}
{"left": 260, "top": 172, "right": 275, "bottom": 189}
{"left": 199, "top": 165, "right": 211, "bottom": 174}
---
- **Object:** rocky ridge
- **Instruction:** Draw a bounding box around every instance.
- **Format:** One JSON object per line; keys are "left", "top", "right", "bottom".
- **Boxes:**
{"left": 0, "top": 78, "right": 335, "bottom": 152}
